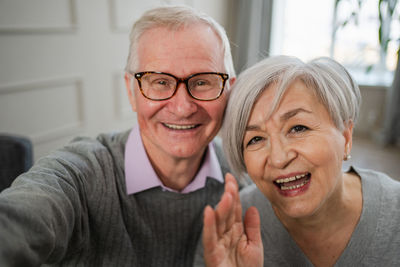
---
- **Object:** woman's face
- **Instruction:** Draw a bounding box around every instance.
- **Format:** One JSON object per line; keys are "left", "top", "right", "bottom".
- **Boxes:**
{"left": 243, "top": 80, "right": 352, "bottom": 220}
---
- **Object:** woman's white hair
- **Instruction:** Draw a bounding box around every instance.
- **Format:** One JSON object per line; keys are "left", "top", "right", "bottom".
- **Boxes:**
{"left": 124, "top": 5, "right": 235, "bottom": 80}
{"left": 222, "top": 55, "right": 362, "bottom": 177}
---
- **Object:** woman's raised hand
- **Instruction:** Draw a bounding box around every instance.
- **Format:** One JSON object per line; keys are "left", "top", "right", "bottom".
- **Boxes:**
{"left": 202, "top": 173, "right": 263, "bottom": 267}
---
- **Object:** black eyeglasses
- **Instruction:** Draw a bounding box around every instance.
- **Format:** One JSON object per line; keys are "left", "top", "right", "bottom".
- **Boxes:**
{"left": 132, "top": 71, "right": 229, "bottom": 101}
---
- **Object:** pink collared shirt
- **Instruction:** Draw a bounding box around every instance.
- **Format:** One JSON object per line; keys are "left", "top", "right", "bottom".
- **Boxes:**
{"left": 124, "top": 126, "right": 224, "bottom": 194}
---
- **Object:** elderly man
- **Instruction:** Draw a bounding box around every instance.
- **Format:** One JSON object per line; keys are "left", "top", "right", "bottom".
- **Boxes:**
{"left": 0, "top": 6, "right": 238, "bottom": 266}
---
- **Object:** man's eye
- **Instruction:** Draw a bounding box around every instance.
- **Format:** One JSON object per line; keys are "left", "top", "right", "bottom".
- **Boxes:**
{"left": 196, "top": 80, "right": 207, "bottom": 86}
{"left": 191, "top": 79, "right": 211, "bottom": 87}
{"left": 290, "top": 125, "right": 309, "bottom": 133}
{"left": 155, "top": 80, "right": 169, "bottom": 86}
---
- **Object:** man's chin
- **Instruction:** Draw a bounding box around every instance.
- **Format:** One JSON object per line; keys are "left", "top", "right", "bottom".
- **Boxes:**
{"left": 165, "top": 143, "right": 207, "bottom": 160}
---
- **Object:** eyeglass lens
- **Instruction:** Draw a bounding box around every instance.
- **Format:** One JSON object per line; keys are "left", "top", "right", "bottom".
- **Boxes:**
{"left": 139, "top": 73, "right": 224, "bottom": 100}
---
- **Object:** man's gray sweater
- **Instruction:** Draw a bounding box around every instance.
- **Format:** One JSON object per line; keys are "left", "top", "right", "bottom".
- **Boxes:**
{"left": 0, "top": 130, "right": 230, "bottom": 266}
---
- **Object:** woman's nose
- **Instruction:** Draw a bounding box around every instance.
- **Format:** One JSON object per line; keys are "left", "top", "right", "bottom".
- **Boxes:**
{"left": 268, "top": 136, "right": 296, "bottom": 169}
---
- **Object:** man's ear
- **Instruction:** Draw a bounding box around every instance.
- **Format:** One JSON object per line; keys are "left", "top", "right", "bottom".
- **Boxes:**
{"left": 229, "top": 77, "right": 236, "bottom": 88}
{"left": 226, "top": 77, "right": 236, "bottom": 97}
{"left": 125, "top": 73, "right": 137, "bottom": 112}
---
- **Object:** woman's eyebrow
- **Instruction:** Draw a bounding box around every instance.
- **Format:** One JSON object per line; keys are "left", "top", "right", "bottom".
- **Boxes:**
{"left": 280, "top": 108, "right": 311, "bottom": 122}
{"left": 245, "top": 108, "right": 312, "bottom": 132}
{"left": 245, "top": 125, "right": 261, "bottom": 131}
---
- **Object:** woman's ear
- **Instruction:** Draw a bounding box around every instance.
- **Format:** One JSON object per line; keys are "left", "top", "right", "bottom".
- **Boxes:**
{"left": 125, "top": 73, "right": 137, "bottom": 112}
{"left": 343, "top": 120, "right": 354, "bottom": 157}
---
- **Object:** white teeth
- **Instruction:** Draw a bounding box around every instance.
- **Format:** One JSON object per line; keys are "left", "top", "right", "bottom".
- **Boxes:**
{"left": 275, "top": 173, "right": 307, "bottom": 184}
{"left": 280, "top": 179, "right": 309, "bottom": 191}
{"left": 164, "top": 123, "right": 197, "bottom": 130}
{"left": 275, "top": 173, "right": 310, "bottom": 191}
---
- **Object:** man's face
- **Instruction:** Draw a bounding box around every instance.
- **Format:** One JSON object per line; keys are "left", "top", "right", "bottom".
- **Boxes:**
{"left": 126, "top": 24, "right": 230, "bottom": 163}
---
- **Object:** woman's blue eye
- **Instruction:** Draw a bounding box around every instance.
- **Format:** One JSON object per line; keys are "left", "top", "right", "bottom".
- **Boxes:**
{"left": 290, "top": 125, "right": 308, "bottom": 133}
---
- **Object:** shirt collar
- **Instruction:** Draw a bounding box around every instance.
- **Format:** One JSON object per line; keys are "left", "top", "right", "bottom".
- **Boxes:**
{"left": 124, "top": 126, "right": 224, "bottom": 195}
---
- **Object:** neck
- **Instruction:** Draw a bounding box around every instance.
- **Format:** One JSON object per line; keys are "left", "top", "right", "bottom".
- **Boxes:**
{"left": 147, "top": 147, "right": 207, "bottom": 192}
{"left": 274, "top": 172, "right": 362, "bottom": 267}
{"left": 277, "top": 172, "right": 362, "bottom": 236}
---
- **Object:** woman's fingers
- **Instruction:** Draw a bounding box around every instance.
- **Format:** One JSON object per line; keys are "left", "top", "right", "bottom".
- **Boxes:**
{"left": 215, "top": 189, "right": 234, "bottom": 237}
{"left": 202, "top": 173, "right": 263, "bottom": 267}
{"left": 244, "top": 206, "right": 262, "bottom": 244}
{"left": 203, "top": 205, "right": 218, "bottom": 251}
{"left": 215, "top": 173, "right": 242, "bottom": 236}
{"left": 223, "top": 175, "right": 237, "bottom": 229}
{"left": 239, "top": 206, "right": 264, "bottom": 266}
{"left": 225, "top": 174, "right": 243, "bottom": 224}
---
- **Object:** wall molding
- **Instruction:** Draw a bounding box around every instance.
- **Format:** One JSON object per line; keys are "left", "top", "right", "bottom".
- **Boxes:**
{"left": 0, "top": 0, "right": 78, "bottom": 34}
{"left": 0, "top": 76, "right": 85, "bottom": 144}
{"left": 108, "top": 0, "right": 129, "bottom": 33}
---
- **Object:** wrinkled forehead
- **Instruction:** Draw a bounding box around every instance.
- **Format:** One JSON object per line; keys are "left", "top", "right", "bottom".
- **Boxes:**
{"left": 137, "top": 24, "right": 225, "bottom": 73}
{"left": 252, "top": 77, "right": 322, "bottom": 122}
{"left": 138, "top": 22, "right": 223, "bottom": 51}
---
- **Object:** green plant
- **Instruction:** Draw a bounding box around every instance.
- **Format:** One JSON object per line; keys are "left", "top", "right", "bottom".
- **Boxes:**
{"left": 333, "top": 0, "right": 399, "bottom": 72}
{"left": 378, "top": 0, "right": 399, "bottom": 55}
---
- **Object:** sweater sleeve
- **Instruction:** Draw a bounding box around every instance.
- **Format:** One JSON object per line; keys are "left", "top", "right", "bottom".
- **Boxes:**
{"left": 0, "top": 138, "right": 104, "bottom": 266}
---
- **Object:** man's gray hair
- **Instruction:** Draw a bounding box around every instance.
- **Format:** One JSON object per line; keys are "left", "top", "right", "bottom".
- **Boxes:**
{"left": 125, "top": 5, "right": 235, "bottom": 79}
{"left": 222, "top": 55, "right": 362, "bottom": 177}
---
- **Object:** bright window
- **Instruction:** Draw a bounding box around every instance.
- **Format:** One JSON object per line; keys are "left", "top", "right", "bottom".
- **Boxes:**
{"left": 270, "top": 0, "right": 399, "bottom": 86}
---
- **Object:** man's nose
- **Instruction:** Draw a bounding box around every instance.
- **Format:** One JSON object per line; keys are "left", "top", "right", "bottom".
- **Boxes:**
{"left": 168, "top": 83, "right": 198, "bottom": 117}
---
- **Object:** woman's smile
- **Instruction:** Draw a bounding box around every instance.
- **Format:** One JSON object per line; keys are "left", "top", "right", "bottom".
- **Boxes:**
{"left": 273, "top": 172, "right": 311, "bottom": 196}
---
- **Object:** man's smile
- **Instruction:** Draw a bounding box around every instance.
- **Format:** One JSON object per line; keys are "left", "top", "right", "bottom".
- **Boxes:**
{"left": 162, "top": 123, "right": 200, "bottom": 130}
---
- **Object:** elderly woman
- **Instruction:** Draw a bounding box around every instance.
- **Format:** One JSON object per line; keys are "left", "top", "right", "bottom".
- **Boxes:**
{"left": 200, "top": 56, "right": 400, "bottom": 267}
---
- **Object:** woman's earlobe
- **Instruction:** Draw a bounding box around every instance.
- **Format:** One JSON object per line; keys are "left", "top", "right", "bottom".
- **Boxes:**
{"left": 343, "top": 120, "right": 354, "bottom": 161}
{"left": 344, "top": 143, "right": 352, "bottom": 161}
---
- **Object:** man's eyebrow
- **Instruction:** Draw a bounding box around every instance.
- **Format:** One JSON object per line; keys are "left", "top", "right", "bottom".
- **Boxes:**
{"left": 281, "top": 108, "right": 311, "bottom": 121}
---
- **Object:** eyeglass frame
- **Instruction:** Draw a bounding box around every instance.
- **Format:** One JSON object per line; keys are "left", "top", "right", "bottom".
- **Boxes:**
{"left": 131, "top": 71, "right": 230, "bottom": 101}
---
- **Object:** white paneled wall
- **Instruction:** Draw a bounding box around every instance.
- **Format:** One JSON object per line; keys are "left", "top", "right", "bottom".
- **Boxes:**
{"left": 0, "top": 0, "right": 231, "bottom": 161}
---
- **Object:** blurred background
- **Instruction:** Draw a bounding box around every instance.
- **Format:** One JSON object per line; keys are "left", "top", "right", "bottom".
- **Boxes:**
{"left": 0, "top": 0, "right": 399, "bottom": 178}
